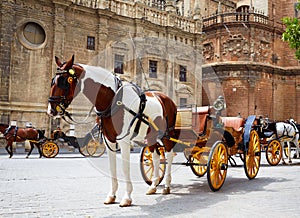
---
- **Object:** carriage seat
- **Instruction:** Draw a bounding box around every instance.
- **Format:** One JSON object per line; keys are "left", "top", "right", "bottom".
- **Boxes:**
{"left": 175, "top": 106, "right": 210, "bottom": 134}
{"left": 193, "top": 106, "right": 210, "bottom": 134}
{"left": 221, "top": 117, "right": 244, "bottom": 132}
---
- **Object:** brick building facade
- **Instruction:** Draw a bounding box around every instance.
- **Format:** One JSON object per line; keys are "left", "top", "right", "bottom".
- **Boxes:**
{"left": 0, "top": 0, "right": 299, "bottom": 136}
{"left": 201, "top": 0, "right": 300, "bottom": 121}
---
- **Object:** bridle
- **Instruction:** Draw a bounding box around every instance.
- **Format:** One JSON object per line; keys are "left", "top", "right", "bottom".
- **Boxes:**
{"left": 48, "top": 66, "right": 78, "bottom": 117}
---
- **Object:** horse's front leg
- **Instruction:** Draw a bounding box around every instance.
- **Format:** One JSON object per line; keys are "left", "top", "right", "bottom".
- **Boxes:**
{"left": 162, "top": 149, "right": 174, "bottom": 195}
{"left": 104, "top": 141, "right": 118, "bottom": 205}
{"left": 5, "top": 142, "right": 13, "bottom": 158}
{"left": 119, "top": 141, "right": 133, "bottom": 207}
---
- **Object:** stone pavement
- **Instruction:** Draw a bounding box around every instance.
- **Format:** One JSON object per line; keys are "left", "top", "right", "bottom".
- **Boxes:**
{"left": 0, "top": 150, "right": 300, "bottom": 218}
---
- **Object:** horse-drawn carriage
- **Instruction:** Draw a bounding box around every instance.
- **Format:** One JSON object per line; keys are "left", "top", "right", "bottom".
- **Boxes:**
{"left": 41, "top": 124, "right": 106, "bottom": 158}
{"left": 254, "top": 116, "right": 299, "bottom": 166}
{"left": 140, "top": 96, "right": 261, "bottom": 191}
{"left": 47, "top": 55, "right": 262, "bottom": 206}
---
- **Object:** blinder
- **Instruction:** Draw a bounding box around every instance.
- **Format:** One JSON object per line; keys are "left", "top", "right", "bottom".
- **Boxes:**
{"left": 57, "top": 76, "right": 70, "bottom": 89}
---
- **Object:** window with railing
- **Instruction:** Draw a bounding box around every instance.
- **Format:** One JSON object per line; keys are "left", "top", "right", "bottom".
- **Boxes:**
{"left": 180, "top": 98, "right": 187, "bottom": 106}
{"left": 149, "top": 60, "right": 158, "bottom": 78}
{"left": 236, "top": 6, "right": 250, "bottom": 21}
{"left": 114, "top": 54, "right": 124, "bottom": 74}
{"left": 87, "top": 36, "right": 95, "bottom": 50}
{"left": 0, "top": 114, "right": 9, "bottom": 124}
{"left": 179, "top": 65, "right": 187, "bottom": 82}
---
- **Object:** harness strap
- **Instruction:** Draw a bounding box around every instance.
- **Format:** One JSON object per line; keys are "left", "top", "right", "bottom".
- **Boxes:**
{"left": 95, "top": 77, "right": 123, "bottom": 118}
{"left": 130, "top": 90, "right": 147, "bottom": 140}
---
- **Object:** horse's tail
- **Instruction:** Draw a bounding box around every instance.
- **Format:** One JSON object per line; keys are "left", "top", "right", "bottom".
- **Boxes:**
{"left": 153, "top": 92, "right": 177, "bottom": 151}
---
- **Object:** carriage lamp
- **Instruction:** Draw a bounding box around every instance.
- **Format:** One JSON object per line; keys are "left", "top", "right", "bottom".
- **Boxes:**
{"left": 213, "top": 96, "right": 226, "bottom": 111}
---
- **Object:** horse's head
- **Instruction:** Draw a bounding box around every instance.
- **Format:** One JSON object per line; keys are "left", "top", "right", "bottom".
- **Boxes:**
{"left": 47, "top": 55, "right": 84, "bottom": 116}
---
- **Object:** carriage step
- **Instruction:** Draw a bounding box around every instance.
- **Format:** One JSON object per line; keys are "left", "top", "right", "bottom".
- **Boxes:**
{"left": 172, "top": 162, "right": 207, "bottom": 166}
{"left": 221, "top": 163, "right": 228, "bottom": 170}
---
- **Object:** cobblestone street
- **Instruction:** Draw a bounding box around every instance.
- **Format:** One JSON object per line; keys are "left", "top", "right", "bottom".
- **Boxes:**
{"left": 0, "top": 150, "right": 300, "bottom": 218}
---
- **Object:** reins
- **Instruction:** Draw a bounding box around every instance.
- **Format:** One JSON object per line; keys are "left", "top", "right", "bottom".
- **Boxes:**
{"left": 61, "top": 105, "right": 95, "bottom": 125}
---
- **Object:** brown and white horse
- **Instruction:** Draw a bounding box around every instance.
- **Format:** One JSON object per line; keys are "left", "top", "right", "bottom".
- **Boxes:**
{"left": 0, "top": 123, "right": 45, "bottom": 158}
{"left": 47, "top": 55, "right": 177, "bottom": 207}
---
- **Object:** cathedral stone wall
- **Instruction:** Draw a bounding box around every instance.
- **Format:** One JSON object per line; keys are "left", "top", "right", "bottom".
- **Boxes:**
{"left": 0, "top": 0, "right": 202, "bottom": 135}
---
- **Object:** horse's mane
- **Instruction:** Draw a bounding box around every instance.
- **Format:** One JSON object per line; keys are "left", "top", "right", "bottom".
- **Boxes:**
{"left": 0, "top": 123, "right": 9, "bottom": 128}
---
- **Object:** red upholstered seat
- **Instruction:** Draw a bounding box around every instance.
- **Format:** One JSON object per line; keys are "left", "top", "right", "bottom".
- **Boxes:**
{"left": 221, "top": 117, "right": 244, "bottom": 131}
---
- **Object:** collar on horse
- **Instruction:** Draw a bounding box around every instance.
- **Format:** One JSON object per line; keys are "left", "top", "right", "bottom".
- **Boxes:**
{"left": 4, "top": 126, "right": 19, "bottom": 141}
{"left": 95, "top": 76, "right": 123, "bottom": 118}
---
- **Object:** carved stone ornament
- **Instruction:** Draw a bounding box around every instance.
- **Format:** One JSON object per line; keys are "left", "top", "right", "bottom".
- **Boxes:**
{"left": 223, "top": 34, "right": 249, "bottom": 57}
{"left": 203, "top": 42, "right": 214, "bottom": 62}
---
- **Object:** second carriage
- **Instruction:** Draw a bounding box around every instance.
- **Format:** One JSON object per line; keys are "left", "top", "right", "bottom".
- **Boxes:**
{"left": 41, "top": 124, "right": 106, "bottom": 158}
{"left": 140, "top": 96, "right": 261, "bottom": 191}
{"left": 255, "top": 116, "right": 300, "bottom": 166}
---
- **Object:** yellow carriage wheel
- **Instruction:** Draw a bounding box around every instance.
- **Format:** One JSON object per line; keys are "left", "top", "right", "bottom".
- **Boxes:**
{"left": 266, "top": 139, "right": 282, "bottom": 166}
{"left": 207, "top": 141, "right": 228, "bottom": 192}
{"left": 42, "top": 141, "right": 59, "bottom": 158}
{"left": 189, "top": 154, "right": 207, "bottom": 177}
{"left": 79, "top": 145, "right": 90, "bottom": 157}
{"left": 244, "top": 130, "right": 261, "bottom": 179}
{"left": 86, "top": 139, "right": 106, "bottom": 157}
{"left": 140, "top": 146, "right": 166, "bottom": 186}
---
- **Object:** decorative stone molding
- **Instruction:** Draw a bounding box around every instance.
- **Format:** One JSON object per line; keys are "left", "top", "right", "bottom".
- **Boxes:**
{"left": 222, "top": 34, "right": 249, "bottom": 57}
{"left": 203, "top": 42, "right": 215, "bottom": 62}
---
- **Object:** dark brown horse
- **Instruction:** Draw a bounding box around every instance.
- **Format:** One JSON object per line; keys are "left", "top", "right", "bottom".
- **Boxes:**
{"left": 0, "top": 124, "right": 45, "bottom": 158}
{"left": 47, "top": 55, "right": 177, "bottom": 207}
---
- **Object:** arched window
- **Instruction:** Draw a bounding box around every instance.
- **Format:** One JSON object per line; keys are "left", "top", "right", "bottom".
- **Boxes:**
{"left": 236, "top": 6, "right": 250, "bottom": 21}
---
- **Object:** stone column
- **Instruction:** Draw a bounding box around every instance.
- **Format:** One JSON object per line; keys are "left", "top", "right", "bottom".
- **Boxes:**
{"left": 52, "top": 0, "right": 72, "bottom": 59}
{"left": 0, "top": 0, "right": 15, "bottom": 101}
{"left": 97, "top": 12, "right": 109, "bottom": 67}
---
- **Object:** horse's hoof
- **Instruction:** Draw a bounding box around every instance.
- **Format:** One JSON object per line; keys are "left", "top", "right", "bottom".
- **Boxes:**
{"left": 146, "top": 187, "right": 157, "bottom": 195}
{"left": 119, "top": 198, "right": 132, "bottom": 207}
{"left": 162, "top": 187, "right": 170, "bottom": 195}
{"left": 289, "top": 160, "right": 292, "bottom": 164}
{"left": 26, "top": 156, "right": 29, "bottom": 159}
{"left": 104, "top": 196, "right": 116, "bottom": 205}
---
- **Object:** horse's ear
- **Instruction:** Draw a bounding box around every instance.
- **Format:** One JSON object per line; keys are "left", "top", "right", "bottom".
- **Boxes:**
{"left": 55, "top": 56, "right": 62, "bottom": 67}
{"left": 65, "top": 55, "right": 75, "bottom": 69}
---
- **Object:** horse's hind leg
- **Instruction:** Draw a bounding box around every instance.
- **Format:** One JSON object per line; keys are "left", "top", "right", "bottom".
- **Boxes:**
{"left": 294, "top": 136, "right": 300, "bottom": 159}
{"left": 162, "top": 149, "right": 174, "bottom": 195}
{"left": 288, "top": 142, "right": 292, "bottom": 164}
{"left": 26, "top": 142, "right": 34, "bottom": 158}
{"left": 37, "top": 143, "right": 42, "bottom": 158}
{"left": 146, "top": 150, "right": 160, "bottom": 195}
